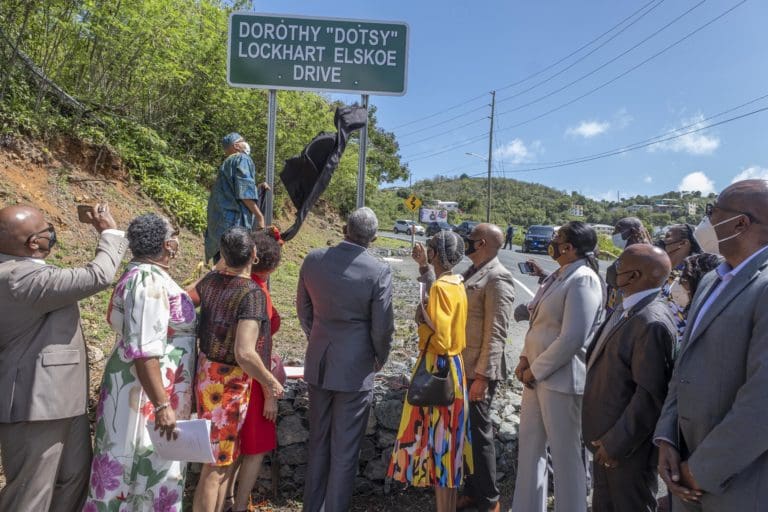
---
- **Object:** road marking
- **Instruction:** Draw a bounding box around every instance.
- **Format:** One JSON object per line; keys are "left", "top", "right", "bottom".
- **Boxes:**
{"left": 512, "top": 277, "right": 535, "bottom": 298}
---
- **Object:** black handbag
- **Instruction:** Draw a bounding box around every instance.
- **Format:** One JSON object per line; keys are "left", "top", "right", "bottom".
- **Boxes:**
{"left": 407, "top": 336, "right": 455, "bottom": 407}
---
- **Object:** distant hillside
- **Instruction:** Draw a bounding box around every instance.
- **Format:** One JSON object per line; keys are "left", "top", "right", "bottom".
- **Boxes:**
{"left": 369, "top": 175, "right": 715, "bottom": 232}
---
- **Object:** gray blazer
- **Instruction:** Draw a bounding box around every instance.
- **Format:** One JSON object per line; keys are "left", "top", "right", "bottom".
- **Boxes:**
{"left": 654, "top": 247, "right": 768, "bottom": 510}
{"left": 297, "top": 242, "right": 394, "bottom": 392}
{"left": 0, "top": 233, "right": 127, "bottom": 422}
{"left": 522, "top": 259, "right": 604, "bottom": 394}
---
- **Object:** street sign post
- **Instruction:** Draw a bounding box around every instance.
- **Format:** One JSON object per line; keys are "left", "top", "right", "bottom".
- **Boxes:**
{"left": 228, "top": 13, "right": 409, "bottom": 95}
{"left": 227, "top": 12, "right": 408, "bottom": 215}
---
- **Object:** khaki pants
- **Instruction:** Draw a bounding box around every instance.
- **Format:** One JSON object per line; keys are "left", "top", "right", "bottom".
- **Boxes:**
{"left": 0, "top": 414, "right": 91, "bottom": 512}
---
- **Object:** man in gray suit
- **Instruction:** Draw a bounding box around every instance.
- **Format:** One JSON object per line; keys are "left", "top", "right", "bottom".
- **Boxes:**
{"left": 583, "top": 245, "right": 676, "bottom": 511}
{"left": 297, "top": 207, "right": 394, "bottom": 512}
{"left": 0, "top": 203, "right": 127, "bottom": 511}
{"left": 655, "top": 179, "right": 768, "bottom": 511}
{"left": 415, "top": 223, "right": 515, "bottom": 512}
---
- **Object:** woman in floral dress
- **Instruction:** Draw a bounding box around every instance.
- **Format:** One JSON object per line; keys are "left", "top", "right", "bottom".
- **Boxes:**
{"left": 84, "top": 214, "right": 196, "bottom": 512}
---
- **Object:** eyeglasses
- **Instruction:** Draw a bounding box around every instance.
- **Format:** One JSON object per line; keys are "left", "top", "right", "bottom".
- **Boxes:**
{"left": 26, "top": 223, "right": 55, "bottom": 245}
{"left": 705, "top": 203, "right": 757, "bottom": 223}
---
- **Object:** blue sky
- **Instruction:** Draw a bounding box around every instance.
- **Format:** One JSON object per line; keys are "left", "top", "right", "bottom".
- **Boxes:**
{"left": 252, "top": 0, "right": 768, "bottom": 200}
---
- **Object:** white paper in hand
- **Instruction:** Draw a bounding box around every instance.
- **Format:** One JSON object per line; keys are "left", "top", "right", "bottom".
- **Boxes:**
{"left": 147, "top": 419, "right": 215, "bottom": 463}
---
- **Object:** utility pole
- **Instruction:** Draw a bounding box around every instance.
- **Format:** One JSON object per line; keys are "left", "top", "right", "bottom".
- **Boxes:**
{"left": 486, "top": 90, "right": 495, "bottom": 223}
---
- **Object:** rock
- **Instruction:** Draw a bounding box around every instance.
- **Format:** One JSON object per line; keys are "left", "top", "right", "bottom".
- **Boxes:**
{"left": 359, "top": 438, "right": 377, "bottom": 461}
{"left": 363, "top": 458, "right": 388, "bottom": 481}
{"left": 292, "top": 464, "right": 307, "bottom": 483}
{"left": 498, "top": 421, "right": 518, "bottom": 442}
{"left": 355, "top": 476, "right": 375, "bottom": 495}
{"left": 87, "top": 346, "right": 104, "bottom": 363}
{"left": 366, "top": 408, "right": 378, "bottom": 435}
{"left": 377, "top": 429, "right": 397, "bottom": 449}
{"left": 278, "top": 415, "right": 309, "bottom": 446}
{"left": 489, "top": 410, "right": 503, "bottom": 427}
{"left": 277, "top": 443, "right": 307, "bottom": 466}
{"left": 375, "top": 399, "right": 404, "bottom": 430}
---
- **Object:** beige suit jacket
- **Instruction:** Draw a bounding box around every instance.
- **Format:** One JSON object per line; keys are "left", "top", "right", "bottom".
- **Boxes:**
{"left": 463, "top": 257, "right": 516, "bottom": 381}
{"left": 0, "top": 232, "right": 127, "bottom": 422}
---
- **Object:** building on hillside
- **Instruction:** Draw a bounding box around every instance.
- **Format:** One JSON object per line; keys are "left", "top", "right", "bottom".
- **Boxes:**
{"left": 570, "top": 204, "right": 584, "bottom": 217}
{"left": 626, "top": 204, "right": 653, "bottom": 213}
{"left": 434, "top": 200, "right": 459, "bottom": 211}
{"left": 590, "top": 224, "right": 614, "bottom": 236}
{"left": 653, "top": 199, "right": 681, "bottom": 214}
{"left": 687, "top": 202, "right": 697, "bottom": 215}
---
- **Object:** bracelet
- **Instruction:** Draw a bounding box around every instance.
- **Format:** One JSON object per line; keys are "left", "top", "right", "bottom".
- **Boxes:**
{"left": 154, "top": 402, "right": 171, "bottom": 413}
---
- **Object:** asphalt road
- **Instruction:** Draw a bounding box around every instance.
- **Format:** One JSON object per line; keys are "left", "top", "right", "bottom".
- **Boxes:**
{"left": 380, "top": 230, "right": 614, "bottom": 363}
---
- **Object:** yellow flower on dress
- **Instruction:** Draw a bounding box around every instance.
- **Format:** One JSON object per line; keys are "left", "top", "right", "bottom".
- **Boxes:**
{"left": 201, "top": 383, "right": 225, "bottom": 412}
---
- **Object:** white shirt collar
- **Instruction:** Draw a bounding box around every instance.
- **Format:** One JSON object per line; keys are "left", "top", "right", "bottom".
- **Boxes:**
{"left": 715, "top": 245, "right": 768, "bottom": 282}
{"left": 622, "top": 287, "right": 661, "bottom": 312}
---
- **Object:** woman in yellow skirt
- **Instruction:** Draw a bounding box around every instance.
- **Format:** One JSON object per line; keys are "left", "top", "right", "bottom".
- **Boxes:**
{"left": 388, "top": 230, "right": 473, "bottom": 512}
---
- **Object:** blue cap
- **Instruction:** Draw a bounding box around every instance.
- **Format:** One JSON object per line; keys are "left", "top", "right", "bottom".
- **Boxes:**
{"left": 222, "top": 132, "right": 243, "bottom": 148}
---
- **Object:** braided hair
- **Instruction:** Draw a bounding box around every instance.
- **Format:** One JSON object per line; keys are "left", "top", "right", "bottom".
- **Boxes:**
{"left": 428, "top": 230, "right": 465, "bottom": 269}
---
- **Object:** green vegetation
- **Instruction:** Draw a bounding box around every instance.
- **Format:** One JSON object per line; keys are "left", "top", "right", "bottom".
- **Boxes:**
{"left": 370, "top": 175, "right": 716, "bottom": 235}
{"left": 0, "top": 0, "right": 408, "bottom": 232}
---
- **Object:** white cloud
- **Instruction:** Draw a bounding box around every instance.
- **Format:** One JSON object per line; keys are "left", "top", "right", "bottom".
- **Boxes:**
{"left": 643, "top": 175, "right": 653, "bottom": 184}
{"left": 651, "top": 114, "right": 720, "bottom": 155}
{"left": 732, "top": 165, "right": 768, "bottom": 183}
{"left": 494, "top": 138, "right": 541, "bottom": 164}
{"left": 566, "top": 120, "right": 610, "bottom": 139}
{"left": 678, "top": 171, "right": 716, "bottom": 195}
{"left": 614, "top": 108, "right": 633, "bottom": 129}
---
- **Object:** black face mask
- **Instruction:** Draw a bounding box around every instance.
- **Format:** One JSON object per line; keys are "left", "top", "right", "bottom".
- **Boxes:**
{"left": 463, "top": 237, "right": 477, "bottom": 256}
{"left": 653, "top": 239, "right": 666, "bottom": 250}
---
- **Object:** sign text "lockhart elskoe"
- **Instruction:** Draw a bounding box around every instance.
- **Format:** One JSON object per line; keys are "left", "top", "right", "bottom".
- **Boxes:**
{"left": 228, "top": 13, "right": 409, "bottom": 95}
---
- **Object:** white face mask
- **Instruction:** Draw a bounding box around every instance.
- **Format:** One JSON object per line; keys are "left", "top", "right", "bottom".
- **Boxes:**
{"left": 669, "top": 280, "right": 690, "bottom": 309}
{"left": 693, "top": 214, "right": 743, "bottom": 255}
{"left": 612, "top": 233, "right": 627, "bottom": 250}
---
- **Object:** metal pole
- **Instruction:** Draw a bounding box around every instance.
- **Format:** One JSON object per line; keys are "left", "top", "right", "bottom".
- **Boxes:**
{"left": 486, "top": 90, "right": 495, "bottom": 223}
{"left": 410, "top": 170, "right": 416, "bottom": 249}
{"left": 265, "top": 89, "right": 277, "bottom": 226}
{"left": 356, "top": 94, "right": 370, "bottom": 209}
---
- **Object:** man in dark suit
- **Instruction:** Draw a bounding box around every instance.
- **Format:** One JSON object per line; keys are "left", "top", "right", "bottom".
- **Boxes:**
{"left": 0, "top": 204, "right": 127, "bottom": 512}
{"left": 583, "top": 244, "right": 677, "bottom": 511}
{"left": 297, "top": 207, "right": 394, "bottom": 512}
{"left": 655, "top": 179, "right": 768, "bottom": 511}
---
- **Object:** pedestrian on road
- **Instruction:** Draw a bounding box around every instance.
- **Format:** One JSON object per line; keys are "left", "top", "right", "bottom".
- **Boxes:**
{"left": 504, "top": 224, "right": 515, "bottom": 250}
{"left": 0, "top": 203, "right": 127, "bottom": 512}
{"left": 511, "top": 221, "right": 604, "bottom": 512}
{"left": 655, "top": 179, "right": 768, "bottom": 511}
{"left": 298, "top": 207, "right": 394, "bottom": 512}
{"left": 583, "top": 244, "right": 676, "bottom": 511}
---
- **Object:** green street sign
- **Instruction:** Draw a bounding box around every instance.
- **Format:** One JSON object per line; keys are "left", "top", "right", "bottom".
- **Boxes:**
{"left": 227, "top": 13, "right": 409, "bottom": 95}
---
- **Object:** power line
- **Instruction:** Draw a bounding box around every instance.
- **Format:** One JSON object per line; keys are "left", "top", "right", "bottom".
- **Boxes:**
{"left": 389, "top": 0, "right": 659, "bottom": 132}
{"left": 403, "top": 132, "right": 489, "bottom": 162}
{"left": 496, "top": 0, "right": 671, "bottom": 107}
{"left": 397, "top": 0, "right": 663, "bottom": 140}
{"left": 471, "top": 103, "right": 768, "bottom": 175}
{"left": 493, "top": 0, "right": 746, "bottom": 136}
{"left": 398, "top": 115, "right": 489, "bottom": 148}
{"left": 499, "top": 92, "right": 768, "bottom": 168}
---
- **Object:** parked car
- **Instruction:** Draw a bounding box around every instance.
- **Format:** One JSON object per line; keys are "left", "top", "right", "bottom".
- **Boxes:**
{"left": 425, "top": 221, "right": 454, "bottom": 237}
{"left": 453, "top": 221, "right": 479, "bottom": 237}
{"left": 393, "top": 219, "right": 425, "bottom": 235}
{"left": 522, "top": 225, "right": 556, "bottom": 253}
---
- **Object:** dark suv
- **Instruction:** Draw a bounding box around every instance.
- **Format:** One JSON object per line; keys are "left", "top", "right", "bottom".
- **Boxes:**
{"left": 522, "top": 225, "right": 555, "bottom": 253}
{"left": 453, "top": 221, "right": 479, "bottom": 237}
{"left": 425, "top": 221, "right": 453, "bottom": 237}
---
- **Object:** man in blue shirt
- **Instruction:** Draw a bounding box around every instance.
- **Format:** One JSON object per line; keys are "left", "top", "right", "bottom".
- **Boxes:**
{"left": 204, "top": 132, "right": 264, "bottom": 262}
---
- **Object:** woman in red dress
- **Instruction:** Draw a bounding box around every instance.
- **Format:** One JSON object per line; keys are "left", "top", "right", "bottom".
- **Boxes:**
{"left": 230, "top": 227, "right": 284, "bottom": 512}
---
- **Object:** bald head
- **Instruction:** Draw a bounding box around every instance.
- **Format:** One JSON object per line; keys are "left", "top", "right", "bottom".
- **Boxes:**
{"left": 718, "top": 179, "right": 768, "bottom": 224}
{"left": 620, "top": 244, "right": 671, "bottom": 290}
{"left": 0, "top": 205, "right": 44, "bottom": 247}
{"left": 472, "top": 223, "right": 504, "bottom": 249}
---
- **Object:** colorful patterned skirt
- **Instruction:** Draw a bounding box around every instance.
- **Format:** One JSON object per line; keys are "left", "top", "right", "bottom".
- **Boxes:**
{"left": 388, "top": 352, "right": 473, "bottom": 488}
{"left": 195, "top": 352, "right": 251, "bottom": 466}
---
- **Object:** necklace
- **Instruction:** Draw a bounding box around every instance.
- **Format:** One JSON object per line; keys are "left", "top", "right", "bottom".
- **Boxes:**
{"left": 135, "top": 258, "right": 170, "bottom": 270}
{"left": 218, "top": 267, "right": 250, "bottom": 278}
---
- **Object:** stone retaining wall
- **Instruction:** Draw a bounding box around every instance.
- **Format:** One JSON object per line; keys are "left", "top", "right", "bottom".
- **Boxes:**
{"left": 253, "top": 377, "right": 523, "bottom": 498}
